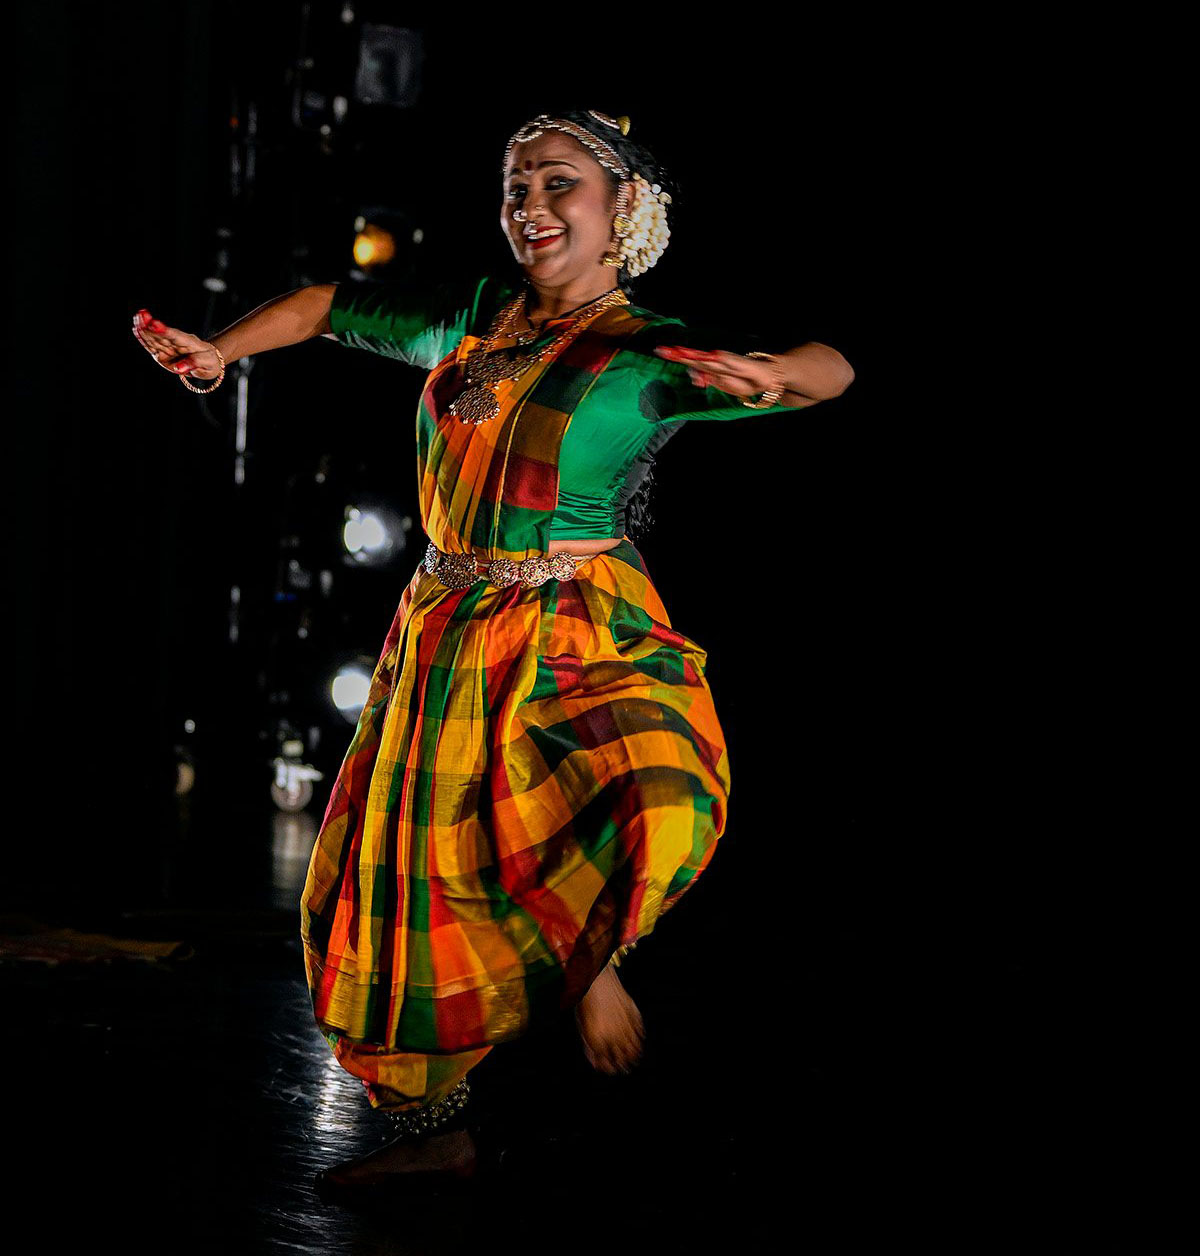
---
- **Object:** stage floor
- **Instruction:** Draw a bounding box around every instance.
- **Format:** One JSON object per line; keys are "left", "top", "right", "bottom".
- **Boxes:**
{"left": 2, "top": 801, "right": 1057, "bottom": 1252}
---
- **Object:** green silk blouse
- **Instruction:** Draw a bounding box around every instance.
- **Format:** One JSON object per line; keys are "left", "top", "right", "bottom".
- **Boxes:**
{"left": 328, "top": 273, "right": 798, "bottom": 541}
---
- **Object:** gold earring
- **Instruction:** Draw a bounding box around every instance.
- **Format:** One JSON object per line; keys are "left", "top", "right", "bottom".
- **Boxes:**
{"left": 602, "top": 182, "right": 633, "bottom": 268}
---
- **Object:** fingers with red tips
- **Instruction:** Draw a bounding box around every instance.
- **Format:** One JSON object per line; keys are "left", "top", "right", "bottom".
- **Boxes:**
{"left": 655, "top": 345, "right": 722, "bottom": 362}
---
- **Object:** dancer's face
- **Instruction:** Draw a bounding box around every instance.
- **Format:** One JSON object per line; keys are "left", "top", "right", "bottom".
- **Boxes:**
{"left": 501, "top": 134, "right": 619, "bottom": 286}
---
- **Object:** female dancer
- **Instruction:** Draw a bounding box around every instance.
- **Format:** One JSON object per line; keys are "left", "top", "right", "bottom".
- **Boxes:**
{"left": 133, "top": 109, "right": 853, "bottom": 1195}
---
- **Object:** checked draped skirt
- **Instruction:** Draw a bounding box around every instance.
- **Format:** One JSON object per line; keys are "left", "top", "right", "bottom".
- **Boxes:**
{"left": 299, "top": 539, "right": 731, "bottom": 1112}
{"left": 299, "top": 314, "right": 731, "bottom": 1115}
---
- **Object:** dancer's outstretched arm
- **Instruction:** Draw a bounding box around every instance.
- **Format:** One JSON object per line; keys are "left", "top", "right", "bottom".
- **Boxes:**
{"left": 132, "top": 283, "right": 338, "bottom": 380}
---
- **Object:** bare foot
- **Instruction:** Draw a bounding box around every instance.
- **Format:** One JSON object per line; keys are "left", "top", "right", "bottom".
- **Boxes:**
{"left": 318, "top": 1126, "right": 476, "bottom": 1190}
{"left": 574, "top": 961, "right": 645, "bottom": 1074}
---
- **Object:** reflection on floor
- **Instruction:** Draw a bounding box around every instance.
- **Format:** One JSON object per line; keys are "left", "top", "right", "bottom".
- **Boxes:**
{"left": 2, "top": 797, "right": 1050, "bottom": 1252}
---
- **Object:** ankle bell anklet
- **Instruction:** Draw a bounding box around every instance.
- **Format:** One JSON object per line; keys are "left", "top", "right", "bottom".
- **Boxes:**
{"left": 384, "top": 1078, "right": 471, "bottom": 1139}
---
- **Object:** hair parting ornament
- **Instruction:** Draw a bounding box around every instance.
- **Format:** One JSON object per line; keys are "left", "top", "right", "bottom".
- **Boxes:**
{"left": 504, "top": 110, "right": 672, "bottom": 279}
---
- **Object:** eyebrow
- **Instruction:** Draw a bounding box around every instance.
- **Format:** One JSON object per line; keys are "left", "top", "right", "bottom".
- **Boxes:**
{"left": 505, "top": 159, "right": 580, "bottom": 180}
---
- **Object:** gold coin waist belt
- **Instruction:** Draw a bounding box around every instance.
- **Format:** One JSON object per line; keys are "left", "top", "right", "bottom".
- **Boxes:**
{"left": 424, "top": 539, "right": 601, "bottom": 590}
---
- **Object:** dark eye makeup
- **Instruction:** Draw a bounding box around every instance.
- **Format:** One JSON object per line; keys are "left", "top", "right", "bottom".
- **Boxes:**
{"left": 506, "top": 176, "right": 577, "bottom": 200}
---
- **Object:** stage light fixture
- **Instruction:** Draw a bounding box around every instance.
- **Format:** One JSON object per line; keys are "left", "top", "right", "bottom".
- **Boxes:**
{"left": 354, "top": 25, "right": 424, "bottom": 108}
{"left": 271, "top": 755, "right": 325, "bottom": 812}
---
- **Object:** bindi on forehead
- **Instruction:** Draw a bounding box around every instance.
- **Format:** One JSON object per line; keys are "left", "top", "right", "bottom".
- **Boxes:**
{"left": 506, "top": 144, "right": 587, "bottom": 181}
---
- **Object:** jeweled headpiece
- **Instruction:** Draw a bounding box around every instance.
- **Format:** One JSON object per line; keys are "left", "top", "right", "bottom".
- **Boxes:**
{"left": 503, "top": 112, "right": 630, "bottom": 180}
{"left": 503, "top": 110, "right": 672, "bottom": 279}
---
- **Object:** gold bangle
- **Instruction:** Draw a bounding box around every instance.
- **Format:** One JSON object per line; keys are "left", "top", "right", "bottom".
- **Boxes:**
{"left": 180, "top": 345, "right": 226, "bottom": 394}
{"left": 741, "top": 350, "right": 787, "bottom": 409}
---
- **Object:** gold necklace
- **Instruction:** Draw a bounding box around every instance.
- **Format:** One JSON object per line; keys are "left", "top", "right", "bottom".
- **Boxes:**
{"left": 448, "top": 287, "right": 629, "bottom": 426}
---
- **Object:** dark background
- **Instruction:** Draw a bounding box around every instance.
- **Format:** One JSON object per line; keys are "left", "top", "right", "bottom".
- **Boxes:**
{"left": 5, "top": 3, "right": 1078, "bottom": 1247}
{"left": 10, "top": 3, "right": 979, "bottom": 912}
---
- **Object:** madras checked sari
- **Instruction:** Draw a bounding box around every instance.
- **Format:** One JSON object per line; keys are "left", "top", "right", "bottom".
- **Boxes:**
{"left": 300, "top": 302, "right": 731, "bottom": 1113}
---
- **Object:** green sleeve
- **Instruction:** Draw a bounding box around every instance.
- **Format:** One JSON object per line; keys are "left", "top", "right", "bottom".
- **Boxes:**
{"left": 328, "top": 273, "right": 513, "bottom": 370}
{"left": 628, "top": 313, "right": 800, "bottom": 422}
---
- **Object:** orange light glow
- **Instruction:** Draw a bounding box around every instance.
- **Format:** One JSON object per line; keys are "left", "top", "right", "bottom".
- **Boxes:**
{"left": 353, "top": 225, "right": 396, "bottom": 269}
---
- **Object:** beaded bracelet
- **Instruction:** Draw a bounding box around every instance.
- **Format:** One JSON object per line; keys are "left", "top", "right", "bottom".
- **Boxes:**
{"left": 180, "top": 345, "right": 226, "bottom": 395}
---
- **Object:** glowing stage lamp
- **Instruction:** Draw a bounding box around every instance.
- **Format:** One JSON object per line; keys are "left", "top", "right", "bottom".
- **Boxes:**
{"left": 342, "top": 503, "right": 407, "bottom": 567}
{"left": 343, "top": 507, "right": 388, "bottom": 555}
{"left": 331, "top": 664, "right": 373, "bottom": 721}
{"left": 352, "top": 223, "right": 396, "bottom": 269}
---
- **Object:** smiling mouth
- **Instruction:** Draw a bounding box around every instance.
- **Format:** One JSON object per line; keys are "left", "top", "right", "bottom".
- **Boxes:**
{"left": 525, "top": 228, "right": 566, "bottom": 251}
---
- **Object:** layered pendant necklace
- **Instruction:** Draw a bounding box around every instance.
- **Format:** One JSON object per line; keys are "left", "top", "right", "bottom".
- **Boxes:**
{"left": 448, "top": 287, "right": 629, "bottom": 426}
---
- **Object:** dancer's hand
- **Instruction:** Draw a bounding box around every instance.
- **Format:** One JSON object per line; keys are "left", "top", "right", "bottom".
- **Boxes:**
{"left": 653, "top": 344, "right": 782, "bottom": 400}
{"left": 132, "top": 309, "right": 224, "bottom": 379}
